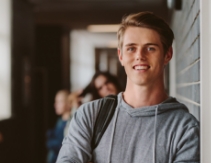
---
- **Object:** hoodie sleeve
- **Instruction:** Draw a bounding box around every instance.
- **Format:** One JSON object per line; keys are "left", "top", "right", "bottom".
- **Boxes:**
{"left": 173, "top": 124, "right": 200, "bottom": 163}
{"left": 56, "top": 103, "right": 95, "bottom": 163}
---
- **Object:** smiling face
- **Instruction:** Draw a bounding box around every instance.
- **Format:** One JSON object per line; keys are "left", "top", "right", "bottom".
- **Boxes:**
{"left": 118, "top": 27, "right": 172, "bottom": 88}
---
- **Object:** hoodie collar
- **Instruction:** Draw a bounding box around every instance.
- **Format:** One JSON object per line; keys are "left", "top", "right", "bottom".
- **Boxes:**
{"left": 118, "top": 93, "right": 188, "bottom": 117}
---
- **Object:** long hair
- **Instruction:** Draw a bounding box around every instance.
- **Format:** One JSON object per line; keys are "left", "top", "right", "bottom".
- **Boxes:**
{"left": 80, "top": 71, "right": 122, "bottom": 100}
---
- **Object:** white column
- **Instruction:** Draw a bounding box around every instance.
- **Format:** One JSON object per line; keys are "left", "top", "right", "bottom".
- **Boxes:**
{"left": 200, "top": 0, "right": 211, "bottom": 162}
{"left": 169, "top": 41, "right": 176, "bottom": 97}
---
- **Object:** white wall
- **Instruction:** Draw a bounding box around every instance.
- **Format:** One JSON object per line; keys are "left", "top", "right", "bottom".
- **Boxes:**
{"left": 0, "top": 0, "right": 11, "bottom": 120}
{"left": 200, "top": 0, "right": 211, "bottom": 162}
{"left": 170, "top": 0, "right": 200, "bottom": 120}
{"left": 70, "top": 30, "right": 117, "bottom": 91}
{"left": 169, "top": 41, "right": 176, "bottom": 97}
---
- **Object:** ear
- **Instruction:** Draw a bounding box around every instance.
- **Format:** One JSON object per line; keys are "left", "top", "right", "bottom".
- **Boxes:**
{"left": 164, "top": 46, "right": 173, "bottom": 65}
{"left": 118, "top": 48, "right": 124, "bottom": 66}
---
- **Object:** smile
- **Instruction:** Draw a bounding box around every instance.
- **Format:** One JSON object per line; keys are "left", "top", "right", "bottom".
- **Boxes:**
{"left": 133, "top": 65, "right": 150, "bottom": 70}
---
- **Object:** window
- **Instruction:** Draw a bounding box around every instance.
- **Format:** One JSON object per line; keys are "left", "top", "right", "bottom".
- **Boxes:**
{"left": 0, "top": 0, "right": 11, "bottom": 120}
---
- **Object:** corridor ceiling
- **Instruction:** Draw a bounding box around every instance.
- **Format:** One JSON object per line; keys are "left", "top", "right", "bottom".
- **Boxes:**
{"left": 29, "top": 0, "right": 171, "bottom": 29}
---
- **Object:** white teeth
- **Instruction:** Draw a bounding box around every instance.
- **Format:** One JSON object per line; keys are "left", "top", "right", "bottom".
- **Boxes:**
{"left": 134, "top": 65, "right": 148, "bottom": 70}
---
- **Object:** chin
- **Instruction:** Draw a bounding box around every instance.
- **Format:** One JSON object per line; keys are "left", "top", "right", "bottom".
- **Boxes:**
{"left": 55, "top": 111, "right": 62, "bottom": 115}
{"left": 133, "top": 79, "right": 147, "bottom": 86}
{"left": 108, "top": 92, "right": 116, "bottom": 95}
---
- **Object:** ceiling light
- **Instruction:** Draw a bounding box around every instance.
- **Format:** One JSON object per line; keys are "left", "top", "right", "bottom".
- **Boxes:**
{"left": 87, "top": 24, "right": 120, "bottom": 33}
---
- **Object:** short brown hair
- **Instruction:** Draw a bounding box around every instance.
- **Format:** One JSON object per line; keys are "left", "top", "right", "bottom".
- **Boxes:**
{"left": 117, "top": 11, "right": 174, "bottom": 54}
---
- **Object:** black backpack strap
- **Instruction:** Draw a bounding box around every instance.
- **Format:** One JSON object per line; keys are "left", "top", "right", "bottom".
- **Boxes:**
{"left": 91, "top": 94, "right": 118, "bottom": 150}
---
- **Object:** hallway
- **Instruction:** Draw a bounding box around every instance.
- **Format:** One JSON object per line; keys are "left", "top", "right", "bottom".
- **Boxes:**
{"left": 0, "top": 0, "right": 208, "bottom": 162}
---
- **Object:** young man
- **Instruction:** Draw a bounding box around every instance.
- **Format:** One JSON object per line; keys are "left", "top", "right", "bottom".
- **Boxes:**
{"left": 56, "top": 12, "right": 199, "bottom": 163}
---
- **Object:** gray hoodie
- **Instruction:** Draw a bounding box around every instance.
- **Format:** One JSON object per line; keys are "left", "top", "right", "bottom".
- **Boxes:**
{"left": 56, "top": 93, "right": 200, "bottom": 163}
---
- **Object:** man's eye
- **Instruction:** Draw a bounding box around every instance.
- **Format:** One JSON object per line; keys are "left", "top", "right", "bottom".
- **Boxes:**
{"left": 127, "top": 47, "right": 135, "bottom": 52}
{"left": 147, "top": 47, "right": 155, "bottom": 51}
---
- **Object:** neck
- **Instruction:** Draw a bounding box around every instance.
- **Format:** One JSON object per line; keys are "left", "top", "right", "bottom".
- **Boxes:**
{"left": 123, "top": 80, "right": 168, "bottom": 108}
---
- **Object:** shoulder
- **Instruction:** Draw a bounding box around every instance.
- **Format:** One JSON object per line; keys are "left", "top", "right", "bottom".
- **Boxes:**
{"left": 167, "top": 104, "right": 199, "bottom": 132}
{"left": 177, "top": 111, "right": 199, "bottom": 134}
{"left": 160, "top": 100, "right": 199, "bottom": 130}
{"left": 78, "top": 98, "right": 104, "bottom": 113}
{"left": 176, "top": 105, "right": 199, "bottom": 125}
{"left": 74, "top": 98, "right": 105, "bottom": 123}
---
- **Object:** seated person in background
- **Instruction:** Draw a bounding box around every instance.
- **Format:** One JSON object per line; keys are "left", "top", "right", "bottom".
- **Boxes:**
{"left": 79, "top": 71, "right": 123, "bottom": 101}
{"left": 46, "top": 89, "right": 70, "bottom": 163}
{"left": 63, "top": 71, "right": 123, "bottom": 137}
{"left": 63, "top": 91, "right": 83, "bottom": 136}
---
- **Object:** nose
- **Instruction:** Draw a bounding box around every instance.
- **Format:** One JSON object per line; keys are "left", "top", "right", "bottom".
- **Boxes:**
{"left": 102, "top": 84, "right": 109, "bottom": 91}
{"left": 136, "top": 48, "right": 146, "bottom": 61}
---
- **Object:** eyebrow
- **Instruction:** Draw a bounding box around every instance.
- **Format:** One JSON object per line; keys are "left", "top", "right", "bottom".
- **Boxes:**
{"left": 124, "top": 43, "right": 160, "bottom": 47}
{"left": 124, "top": 43, "right": 137, "bottom": 47}
{"left": 145, "top": 43, "right": 159, "bottom": 47}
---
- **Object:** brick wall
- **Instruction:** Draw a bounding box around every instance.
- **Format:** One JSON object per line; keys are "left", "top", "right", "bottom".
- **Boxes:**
{"left": 171, "top": 0, "right": 200, "bottom": 120}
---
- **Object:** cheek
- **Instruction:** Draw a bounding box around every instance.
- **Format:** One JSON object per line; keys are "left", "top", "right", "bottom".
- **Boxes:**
{"left": 109, "top": 84, "right": 117, "bottom": 93}
{"left": 153, "top": 58, "right": 166, "bottom": 73}
{"left": 98, "top": 90, "right": 104, "bottom": 97}
{"left": 57, "top": 103, "right": 65, "bottom": 111}
{"left": 55, "top": 108, "right": 62, "bottom": 115}
{"left": 121, "top": 56, "right": 132, "bottom": 67}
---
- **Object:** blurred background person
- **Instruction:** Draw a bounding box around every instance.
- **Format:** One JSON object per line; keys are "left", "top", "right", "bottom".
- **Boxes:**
{"left": 63, "top": 71, "right": 123, "bottom": 135}
{"left": 63, "top": 90, "right": 83, "bottom": 136}
{"left": 61, "top": 71, "right": 123, "bottom": 156}
{"left": 46, "top": 90, "right": 70, "bottom": 163}
{"left": 79, "top": 71, "right": 123, "bottom": 101}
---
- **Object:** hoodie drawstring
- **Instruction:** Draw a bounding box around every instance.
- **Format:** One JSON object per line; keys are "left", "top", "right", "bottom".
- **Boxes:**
{"left": 153, "top": 106, "right": 158, "bottom": 163}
